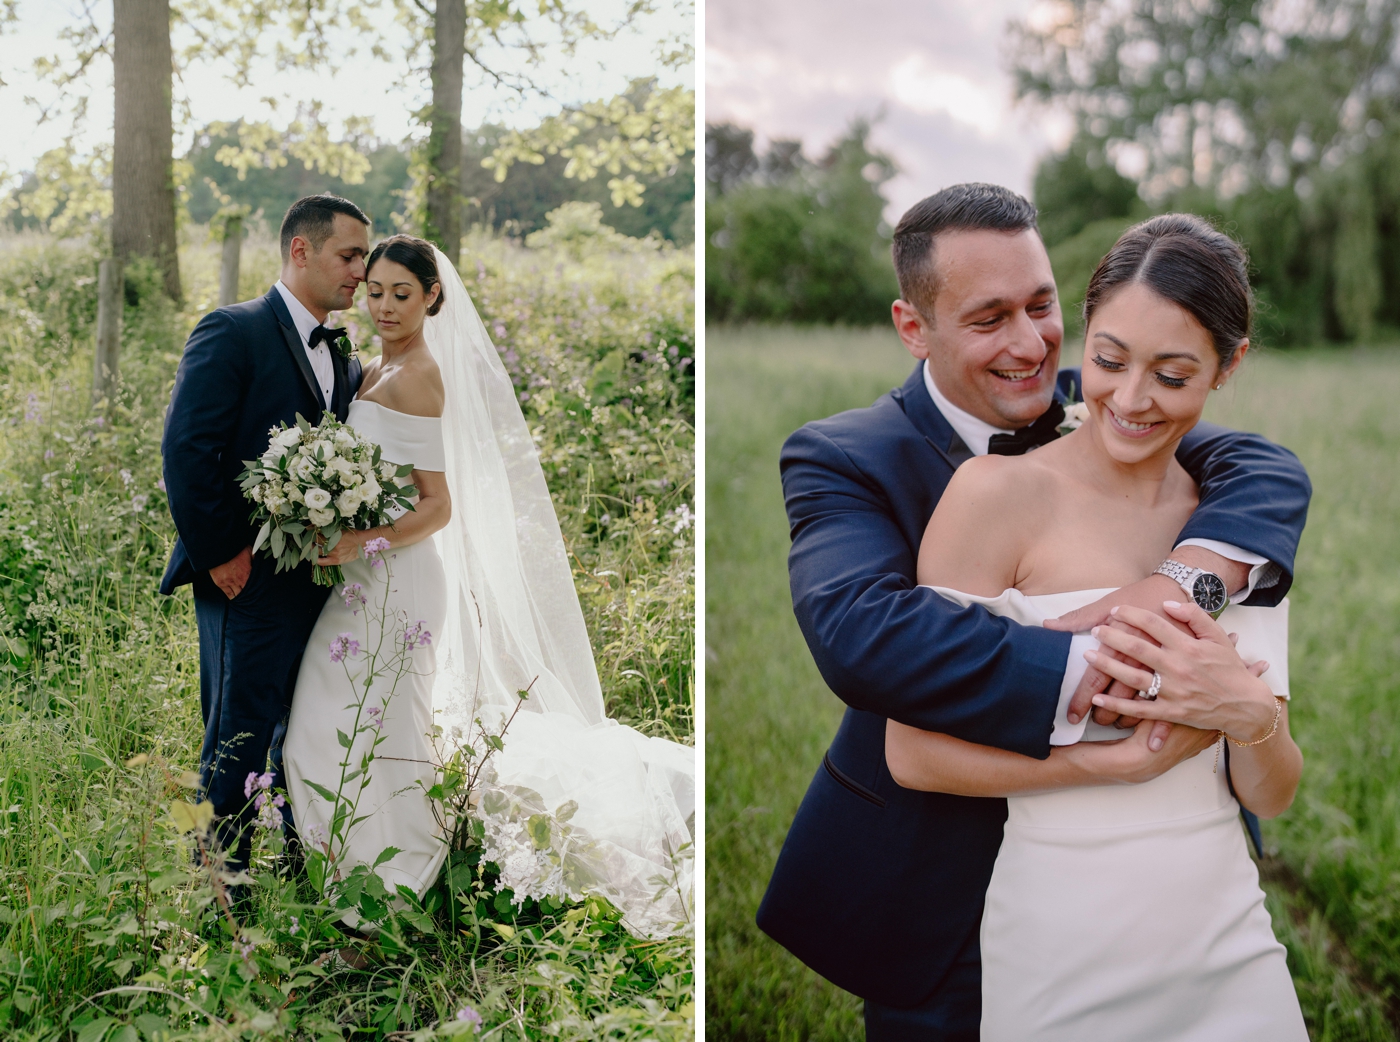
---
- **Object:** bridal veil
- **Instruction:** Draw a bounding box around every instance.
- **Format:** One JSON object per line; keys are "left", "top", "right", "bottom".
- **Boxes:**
{"left": 419, "top": 247, "right": 694, "bottom": 937}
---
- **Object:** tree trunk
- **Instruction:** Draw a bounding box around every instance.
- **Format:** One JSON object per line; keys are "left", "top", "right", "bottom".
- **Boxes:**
{"left": 93, "top": 257, "right": 123, "bottom": 405}
{"left": 219, "top": 216, "right": 243, "bottom": 306}
{"left": 425, "top": 0, "right": 465, "bottom": 261}
{"left": 112, "top": 0, "right": 181, "bottom": 301}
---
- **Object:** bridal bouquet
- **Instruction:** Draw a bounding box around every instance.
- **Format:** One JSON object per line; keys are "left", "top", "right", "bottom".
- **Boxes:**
{"left": 238, "top": 411, "right": 417, "bottom": 586}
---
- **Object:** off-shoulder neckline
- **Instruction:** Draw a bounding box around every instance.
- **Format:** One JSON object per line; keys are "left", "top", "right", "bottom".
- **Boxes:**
{"left": 349, "top": 397, "right": 443, "bottom": 422}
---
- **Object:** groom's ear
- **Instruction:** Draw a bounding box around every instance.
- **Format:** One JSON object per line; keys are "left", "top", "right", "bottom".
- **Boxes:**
{"left": 892, "top": 298, "right": 933, "bottom": 360}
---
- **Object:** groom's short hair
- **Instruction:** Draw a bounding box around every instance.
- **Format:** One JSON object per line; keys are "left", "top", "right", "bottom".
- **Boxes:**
{"left": 892, "top": 184, "right": 1038, "bottom": 316}
{"left": 280, "top": 194, "right": 370, "bottom": 260}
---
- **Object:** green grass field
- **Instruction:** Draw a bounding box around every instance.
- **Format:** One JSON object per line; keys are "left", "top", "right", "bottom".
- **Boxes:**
{"left": 705, "top": 325, "right": 1400, "bottom": 1041}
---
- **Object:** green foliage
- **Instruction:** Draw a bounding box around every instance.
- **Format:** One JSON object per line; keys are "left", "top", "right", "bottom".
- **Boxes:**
{"left": 706, "top": 326, "right": 1400, "bottom": 1041}
{"left": 1013, "top": 0, "right": 1400, "bottom": 344}
{"left": 0, "top": 215, "right": 692, "bottom": 1036}
{"left": 705, "top": 122, "right": 899, "bottom": 325}
{"left": 1033, "top": 136, "right": 1143, "bottom": 250}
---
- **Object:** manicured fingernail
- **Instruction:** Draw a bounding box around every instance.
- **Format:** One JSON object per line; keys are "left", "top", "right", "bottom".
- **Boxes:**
{"left": 1110, "top": 606, "right": 1119, "bottom": 615}
{"left": 1164, "top": 600, "right": 1181, "bottom": 608}
{"left": 1091, "top": 626, "right": 1101, "bottom": 637}
{"left": 1149, "top": 736, "right": 1164, "bottom": 751}
{"left": 1067, "top": 712, "right": 1080, "bottom": 724}
{"left": 1091, "top": 695, "right": 1106, "bottom": 707}
{"left": 1084, "top": 650, "right": 1098, "bottom": 662}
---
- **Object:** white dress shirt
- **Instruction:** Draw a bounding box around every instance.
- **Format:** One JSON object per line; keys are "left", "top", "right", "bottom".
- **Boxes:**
{"left": 919, "top": 360, "right": 1278, "bottom": 744}
{"left": 274, "top": 280, "right": 336, "bottom": 407}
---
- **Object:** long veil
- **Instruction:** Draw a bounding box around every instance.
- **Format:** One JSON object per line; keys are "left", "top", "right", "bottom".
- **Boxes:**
{"left": 420, "top": 247, "right": 694, "bottom": 937}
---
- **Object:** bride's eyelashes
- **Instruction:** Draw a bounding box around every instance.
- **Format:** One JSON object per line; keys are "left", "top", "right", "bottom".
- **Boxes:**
{"left": 1090, "top": 353, "right": 1192, "bottom": 389}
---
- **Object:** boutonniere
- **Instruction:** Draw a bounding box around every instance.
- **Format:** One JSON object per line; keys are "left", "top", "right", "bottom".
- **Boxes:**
{"left": 1058, "top": 401, "right": 1090, "bottom": 436}
{"left": 334, "top": 335, "right": 356, "bottom": 362}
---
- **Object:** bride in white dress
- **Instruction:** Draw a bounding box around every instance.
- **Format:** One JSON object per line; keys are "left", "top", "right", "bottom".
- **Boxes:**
{"left": 886, "top": 215, "right": 1307, "bottom": 1039}
{"left": 283, "top": 235, "right": 694, "bottom": 938}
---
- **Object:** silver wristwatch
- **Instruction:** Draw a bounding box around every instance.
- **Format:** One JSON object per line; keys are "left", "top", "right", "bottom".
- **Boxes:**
{"left": 1155, "top": 559, "right": 1229, "bottom": 618}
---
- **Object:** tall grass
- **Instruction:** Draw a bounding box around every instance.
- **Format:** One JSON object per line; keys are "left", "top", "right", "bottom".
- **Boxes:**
{"left": 705, "top": 325, "right": 1400, "bottom": 1041}
{"left": 0, "top": 218, "right": 693, "bottom": 1040}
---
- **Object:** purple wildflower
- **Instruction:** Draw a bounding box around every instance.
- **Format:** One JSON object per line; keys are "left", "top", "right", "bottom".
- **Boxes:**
{"left": 365, "top": 705, "right": 384, "bottom": 732}
{"left": 342, "top": 582, "right": 366, "bottom": 612}
{"left": 456, "top": 1007, "right": 483, "bottom": 1029}
{"left": 156, "top": 477, "right": 167, "bottom": 492}
{"left": 403, "top": 620, "right": 432, "bottom": 650}
{"left": 289, "top": 916, "right": 300, "bottom": 936}
{"left": 43, "top": 449, "right": 54, "bottom": 460}
{"left": 329, "top": 632, "right": 360, "bottom": 663}
{"left": 24, "top": 394, "right": 41, "bottom": 423}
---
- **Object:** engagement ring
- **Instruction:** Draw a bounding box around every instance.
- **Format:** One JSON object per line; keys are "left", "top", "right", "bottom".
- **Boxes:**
{"left": 1138, "top": 672, "right": 1163, "bottom": 700}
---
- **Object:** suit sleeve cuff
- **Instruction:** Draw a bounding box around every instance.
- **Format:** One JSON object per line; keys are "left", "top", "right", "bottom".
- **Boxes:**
{"left": 1050, "top": 634, "right": 1098, "bottom": 747}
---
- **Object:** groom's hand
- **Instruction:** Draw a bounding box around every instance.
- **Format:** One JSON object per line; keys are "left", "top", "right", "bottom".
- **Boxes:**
{"left": 210, "top": 546, "right": 252, "bottom": 600}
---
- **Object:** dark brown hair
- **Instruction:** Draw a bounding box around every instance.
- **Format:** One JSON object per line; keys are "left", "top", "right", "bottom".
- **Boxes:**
{"left": 366, "top": 235, "right": 444, "bottom": 316}
{"left": 1083, "top": 213, "right": 1252, "bottom": 369}
{"left": 892, "top": 183, "right": 1039, "bottom": 314}
{"left": 279, "top": 194, "right": 370, "bottom": 261}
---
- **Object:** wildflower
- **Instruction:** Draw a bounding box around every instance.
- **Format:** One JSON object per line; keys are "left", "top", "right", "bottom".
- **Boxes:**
{"left": 24, "top": 393, "right": 40, "bottom": 423}
{"left": 365, "top": 705, "right": 384, "bottom": 731}
{"left": 329, "top": 632, "right": 360, "bottom": 663}
{"left": 43, "top": 449, "right": 54, "bottom": 460}
{"left": 363, "top": 536, "right": 391, "bottom": 555}
{"left": 342, "top": 582, "right": 366, "bottom": 612}
{"left": 669, "top": 503, "right": 693, "bottom": 533}
{"left": 456, "top": 1007, "right": 483, "bottom": 1029}
{"left": 306, "top": 823, "right": 327, "bottom": 847}
{"left": 93, "top": 416, "right": 105, "bottom": 429}
{"left": 245, "top": 771, "right": 274, "bottom": 798}
{"left": 288, "top": 916, "right": 300, "bottom": 936}
{"left": 403, "top": 620, "right": 432, "bottom": 650}
{"left": 119, "top": 469, "right": 133, "bottom": 487}
{"left": 131, "top": 494, "right": 148, "bottom": 511}
{"left": 155, "top": 477, "right": 167, "bottom": 492}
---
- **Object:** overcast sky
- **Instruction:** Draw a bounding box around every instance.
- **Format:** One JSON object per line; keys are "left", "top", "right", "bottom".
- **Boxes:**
{"left": 0, "top": 0, "right": 690, "bottom": 178}
{"left": 706, "top": 0, "right": 1071, "bottom": 222}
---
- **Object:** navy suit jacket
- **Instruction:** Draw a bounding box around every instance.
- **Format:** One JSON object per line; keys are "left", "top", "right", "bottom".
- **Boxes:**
{"left": 160, "top": 287, "right": 363, "bottom": 595}
{"left": 756, "top": 364, "right": 1311, "bottom": 1007}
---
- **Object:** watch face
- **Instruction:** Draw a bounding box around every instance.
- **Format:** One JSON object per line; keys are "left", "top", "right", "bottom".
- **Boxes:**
{"left": 1192, "top": 573, "right": 1228, "bottom": 614}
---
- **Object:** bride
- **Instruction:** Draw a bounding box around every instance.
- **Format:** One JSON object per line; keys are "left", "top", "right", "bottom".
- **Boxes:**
{"left": 282, "top": 234, "right": 694, "bottom": 938}
{"left": 886, "top": 215, "right": 1306, "bottom": 1038}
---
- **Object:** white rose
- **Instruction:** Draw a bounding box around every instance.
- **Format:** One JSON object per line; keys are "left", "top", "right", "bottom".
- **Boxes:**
{"left": 360, "top": 476, "right": 382, "bottom": 501}
{"left": 274, "top": 427, "right": 303, "bottom": 450}
{"left": 261, "top": 447, "right": 282, "bottom": 466}
{"left": 308, "top": 507, "right": 335, "bottom": 527}
{"left": 304, "top": 488, "right": 332, "bottom": 509}
{"left": 358, "top": 459, "right": 374, "bottom": 477}
{"left": 287, "top": 485, "right": 305, "bottom": 504}
{"left": 293, "top": 456, "right": 319, "bottom": 482}
{"left": 379, "top": 461, "right": 398, "bottom": 481}
{"left": 335, "top": 488, "right": 362, "bottom": 515}
{"left": 310, "top": 439, "right": 334, "bottom": 459}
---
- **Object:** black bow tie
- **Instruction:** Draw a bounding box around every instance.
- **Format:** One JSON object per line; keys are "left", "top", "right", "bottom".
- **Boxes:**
{"left": 986, "top": 401, "right": 1066, "bottom": 456}
{"left": 308, "top": 325, "right": 347, "bottom": 350}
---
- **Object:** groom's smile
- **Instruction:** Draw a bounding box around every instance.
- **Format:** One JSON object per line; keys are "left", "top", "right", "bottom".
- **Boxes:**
{"left": 893, "top": 227, "right": 1063, "bottom": 431}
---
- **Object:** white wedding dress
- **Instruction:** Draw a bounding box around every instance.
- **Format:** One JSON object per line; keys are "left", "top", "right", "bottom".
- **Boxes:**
{"left": 929, "top": 586, "right": 1306, "bottom": 1042}
{"left": 284, "top": 400, "right": 450, "bottom": 902}
{"left": 284, "top": 248, "right": 694, "bottom": 939}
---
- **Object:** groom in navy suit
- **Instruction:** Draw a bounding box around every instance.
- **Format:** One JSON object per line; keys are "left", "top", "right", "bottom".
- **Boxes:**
{"left": 161, "top": 194, "right": 369, "bottom": 877}
{"left": 756, "top": 185, "right": 1311, "bottom": 1039}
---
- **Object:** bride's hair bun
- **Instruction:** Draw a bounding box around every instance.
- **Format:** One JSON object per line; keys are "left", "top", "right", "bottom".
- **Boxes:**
{"left": 1084, "top": 214, "right": 1252, "bottom": 369}
{"left": 366, "top": 235, "right": 445, "bottom": 316}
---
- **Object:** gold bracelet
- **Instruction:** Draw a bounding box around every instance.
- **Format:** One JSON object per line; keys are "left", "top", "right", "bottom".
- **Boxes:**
{"left": 1226, "top": 696, "right": 1285, "bottom": 748}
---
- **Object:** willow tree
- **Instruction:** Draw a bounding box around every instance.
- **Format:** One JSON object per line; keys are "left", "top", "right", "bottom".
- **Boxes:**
{"left": 1011, "top": 0, "right": 1400, "bottom": 341}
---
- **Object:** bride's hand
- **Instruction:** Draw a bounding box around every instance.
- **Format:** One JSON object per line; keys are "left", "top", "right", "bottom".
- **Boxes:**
{"left": 1084, "top": 602, "right": 1277, "bottom": 741}
{"left": 317, "top": 530, "right": 367, "bottom": 567}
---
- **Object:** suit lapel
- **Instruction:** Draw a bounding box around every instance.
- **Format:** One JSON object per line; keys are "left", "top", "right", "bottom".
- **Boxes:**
{"left": 264, "top": 287, "right": 327, "bottom": 415}
{"left": 891, "top": 364, "right": 966, "bottom": 470}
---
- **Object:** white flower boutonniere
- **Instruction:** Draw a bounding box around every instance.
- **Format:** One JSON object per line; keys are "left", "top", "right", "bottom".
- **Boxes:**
{"left": 1058, "top": 401, "right": 1090, "bottom": 436}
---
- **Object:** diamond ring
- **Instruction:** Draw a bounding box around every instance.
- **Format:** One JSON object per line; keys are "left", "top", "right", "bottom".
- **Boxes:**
{"left": 1138, "top": 672, "right": 1162, "bottom": 701}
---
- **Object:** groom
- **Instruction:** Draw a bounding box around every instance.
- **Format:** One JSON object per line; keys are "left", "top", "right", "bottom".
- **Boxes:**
{"left": 161, "top": 194, "right": 369, "bottom": 877}
{"left": 756, "top": 184, "right": 1312, "bottom": 1040}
